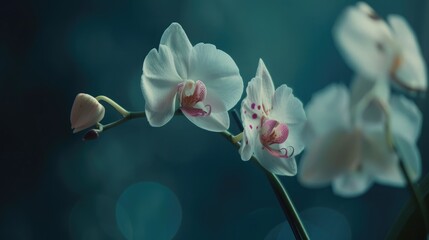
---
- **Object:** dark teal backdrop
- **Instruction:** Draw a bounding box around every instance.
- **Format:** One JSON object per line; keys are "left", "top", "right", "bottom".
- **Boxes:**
{"left": 1, "top": 0, "right": 428, "bottom": 239}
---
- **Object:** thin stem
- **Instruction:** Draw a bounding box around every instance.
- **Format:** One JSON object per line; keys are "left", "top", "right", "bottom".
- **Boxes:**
{"left": 100, "top": 110, "right": 181, "bottom": 132}
{"left": 258, "top": 162, "right": 309, "bottom": 240}
{"left": 96, "top": 95, "right": 130, "bottom": 117}
{"left": 230, "top": 110, "right": 309, "bottom": 240}
{"left": 85, "top": 98, "right": 309, "bottom": 239}
{"left": 397, "top": 148, "right": 429, "bottom": 236}
{"left": 380, "top": 100, "right": 429, "bottom": 236}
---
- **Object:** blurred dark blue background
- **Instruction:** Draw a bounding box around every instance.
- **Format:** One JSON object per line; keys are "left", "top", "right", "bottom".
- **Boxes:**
{"left": 1, "top": 0, "right": 428, "bottom": 239}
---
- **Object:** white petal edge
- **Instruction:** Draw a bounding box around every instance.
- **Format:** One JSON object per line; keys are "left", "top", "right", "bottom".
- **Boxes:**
{"left": 283, "top": 123, "right": 305, "bottom": 156}
{"left": 141, "top": 46, "right": 182, "bottom": 127}
{"left": 142, "top": 45, "right": 182, "bottom": 114}
{"left": 362, "top": 130, "right": 404, "bottom": 187}
{"left": 159, "top": 22, "right": 193, "bottom": 79}
{"left": 394, "top": 134, "right": 422, "bottom": 182}
{"left": 390, "top": 94, "right": 422, "bottom": 143}
{"left": 240, "top": 101, "right": 257, "bottom": 161}
{"left": 350, "top": 76, "right": 390, "bottom": 128}
{"left": 388, "top": 15, "right": 427, "bottom": 91}
{"left": 182, "top": 110, "right": 229, "bottom": 132}
{"left": 305, "top": 84, "right": 351, "bottom": 137}
{"left": 145, "top": 101, "right": 177, "bottom": 127}
{"left": 271, "top": 84, "right": 306, "bottom": 125}
{"left": 333, "top": 3, "right": 393, "bottom": 80}
{"left": 188, "top": 43, "right": 243, "bottom": 111}
{"left": 299, "top": 130, "right": 362, "bottom": 187}
{"left": 332, "top": 171, "right": 373, "bottom": 198}
{"left": 255, "top": 59, "right": 275, "bottom": 110}
{"left": 253, "top": 139, "right": 297, "bottom": 176}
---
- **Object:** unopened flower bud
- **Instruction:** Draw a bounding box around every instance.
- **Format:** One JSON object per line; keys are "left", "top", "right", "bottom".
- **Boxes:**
{"left": 70, "top": 93, "right": 105, "bottom": 133}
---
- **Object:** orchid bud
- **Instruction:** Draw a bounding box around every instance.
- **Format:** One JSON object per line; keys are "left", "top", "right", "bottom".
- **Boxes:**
{"left": 82, "top": 129, "right": 100, "bottom": 141}
{"left": 70, "top": 93, "right": 105, "bottom": 133}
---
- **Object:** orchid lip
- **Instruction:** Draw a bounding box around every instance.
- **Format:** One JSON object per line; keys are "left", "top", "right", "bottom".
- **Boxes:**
{"left": 259, "top": 117, "right": 294, "bottom": 158}
{"left": 181, "top": 105, "right": 212, "bottom": 117}
{"left": 263, "top": 145, "right": 295, "bottom": 158}
{"left": 177, "top": 80, "right": 212, "bottom": 117}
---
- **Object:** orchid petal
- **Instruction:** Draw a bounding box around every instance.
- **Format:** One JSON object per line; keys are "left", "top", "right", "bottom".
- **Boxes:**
{"left": 390, "top": 95, "right": 422, "bottom": 143}
{"left": 141, "top": 46, "right": 182, "bottom": 127}
{"left": 254, "top": 139, "right": 297, "bottom": 176}
{"left": 362, "top": 130, "right": 404, "bottom": 186}
{"left": 394, "top": 134, "right": 422, "bottom": 182}
{"left": 240, "top": 101, "right": 259, "bottom": 161}
{"left": 255, "top": 59, "right": 275, "bottom": 109}
{"left": 305, "top": 84, "right": 351, "bottom": 136}
{"left": 159, "top": 23, "right": 192, "bottom": 79}
{"left": 241, "top": 76, "right": 265, "bottom": 132}
{"left": 350, "top": 76, "right": 390, "bottom": 127}
{"left": 188, "top": 43, "right": 243, "bottom": 111}
{"left": 299, "top": 130, "right": 362, "bottom": 187}
{"left": 145, "top": 101, "right": 177, "bottom": 127}
{"left": 333, "top": 2, "right": 393, "bottom": 80}
{"left": 271, "top": 85, "right": 306, "bottom": 125}
{"left": 333, "top": 171, "right": 373, "bottom": 197}
{"left": 239, "top": 76, "right": 266, "bottom": 161}
{"left": 182, "top": 110, "right": 229, "bottom": 132}
{"left": 388, "top": 15, "right": 427, "bottom": 91}
{"left": 243, "top": 77, "right": 263, "bottom": 112}
{"left": 239, "top": 130, "right": 256, "bottom": 161}
{"left": 283, "top": 123, "right": 305, "bottom": 156}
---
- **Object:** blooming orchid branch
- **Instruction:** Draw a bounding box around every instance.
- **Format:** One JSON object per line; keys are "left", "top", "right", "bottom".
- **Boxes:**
{"left": 73, "top": 94, "right": 309, "bottom": 240}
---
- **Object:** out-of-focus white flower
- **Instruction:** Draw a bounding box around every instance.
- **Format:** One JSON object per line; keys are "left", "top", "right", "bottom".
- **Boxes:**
{"left": 299, "top": 81, "right": 422, "bottom": 197}
{"left": 334, "top": 2, "right": 427, "bottom": 92}
{"left": 239, "top": 59, "right": 306, "bottom": 176}
{"left": 70, "top": 93, "right": 105, "bottom": 133}
{"left": 141, "top": 23, "right": 243, "bottom": 132}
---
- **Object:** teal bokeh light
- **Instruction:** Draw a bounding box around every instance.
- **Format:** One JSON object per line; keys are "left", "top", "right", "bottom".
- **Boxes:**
{"left": 116, "top": 182, "right": 182, "bottom": 240}
{"left": 265, "top": 207, "right": 352, "bottom": 240}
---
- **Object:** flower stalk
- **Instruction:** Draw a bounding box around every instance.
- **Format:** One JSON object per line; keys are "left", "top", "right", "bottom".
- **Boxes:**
{"left": 83, "top": 96, "right": 309, "bottom": 240}
{"left": 396, "top": 146, "right": 429, "bottom": 237}
{"left": 230, "top": 110, "right": 309, "bottom": 240}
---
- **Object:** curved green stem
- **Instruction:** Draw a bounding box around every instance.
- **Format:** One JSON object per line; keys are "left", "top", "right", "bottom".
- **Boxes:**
{"left": 96, "top": 95, "right": 129, "bottom": 117}
{"left": 101, "top": 111, "right": 146, "bottom": 131}
{"left": 85, "top": 97, "right": 309, "bottom": 240}
{"left": 229, "top": 109, "right": 309, "bottom": 240}
{"left": 379, "top": 100, "right": 429, "bottom": 237}
{"left": 396, "top": 147, "right": 429, "bottom": 237}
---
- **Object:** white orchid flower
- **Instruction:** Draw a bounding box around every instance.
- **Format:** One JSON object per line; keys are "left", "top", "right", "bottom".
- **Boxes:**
{"left": 298, "top": 82, "right": 422, "bottom": 197}
{"left": 334, "top": 2, "right": 427, "bottom": 93}
{"left": 141, "top": 23, "right": 243, "bottom": 132}
{"left": 239, "top": 59, "right": 307, "bottom": 176}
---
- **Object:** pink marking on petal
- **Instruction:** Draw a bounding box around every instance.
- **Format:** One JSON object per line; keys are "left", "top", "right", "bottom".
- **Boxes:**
{"left": 252, "top": 113, "right": 257, "bottom": 119}
{"left": 264, "top": 146, "right": 294, "bottom": 158}
{"left": 260, "top": 118, "right": 289, "bottom": 144}
{"left": 177, "top": 80, "right": 211, "bottom": 117}
{"left": 249, "top": 124, "right": 253, "bottom": 129}
{"left": 259, "top": 117, "right": 292, "bottom": 158}
{"left": 251, "top": 103, "right": 256, "bottom": 109}
{"left": 181, "top": 104, "right": 211, "bottom": 117}
{"left": 257, "top": 105, "right": 261, "bottom": 110}
{"left": 179, "top": 80, "right": 207, "bottom": 107}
